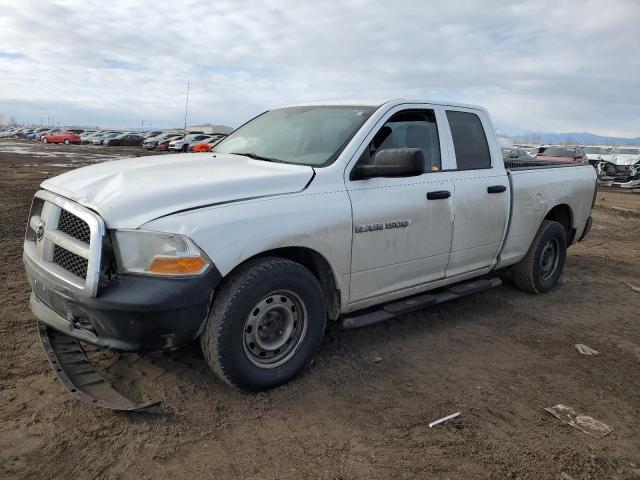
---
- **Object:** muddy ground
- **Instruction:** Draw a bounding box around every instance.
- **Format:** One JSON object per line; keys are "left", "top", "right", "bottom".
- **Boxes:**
{"left": 0, "top": 139, "right": 639, "bottom": 480}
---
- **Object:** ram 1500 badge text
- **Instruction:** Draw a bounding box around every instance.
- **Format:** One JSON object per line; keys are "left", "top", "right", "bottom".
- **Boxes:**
{"left": 23, "top": 99, "right": 597, "bottom": 410}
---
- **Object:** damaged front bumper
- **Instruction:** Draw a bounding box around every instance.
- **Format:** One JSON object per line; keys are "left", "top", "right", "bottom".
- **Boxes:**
{"left": 25, "top": 252, "right": 221, "bottom": 352}
{"left": 597, "top": 162, "right": 640, "bottom": 189}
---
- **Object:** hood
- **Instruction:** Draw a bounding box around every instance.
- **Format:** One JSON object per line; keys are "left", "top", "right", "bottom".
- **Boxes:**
{"left": 41, "top": 153, "right": 314, "bottom": 228}
{"left": 599, "top": 154, "right": 640, "bottom": 166}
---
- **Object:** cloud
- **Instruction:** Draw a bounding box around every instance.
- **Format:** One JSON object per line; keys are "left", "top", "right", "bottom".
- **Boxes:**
{"left": 0, "top": 51, "right": 25, "bottom": 60}
{"left": 0, "top": 0, "right": 638, "bottom": 136}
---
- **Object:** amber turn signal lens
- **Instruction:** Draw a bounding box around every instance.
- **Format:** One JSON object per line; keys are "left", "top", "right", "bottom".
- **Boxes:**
{"left": 149, "top": 256, "right": 207, "bottom": 275}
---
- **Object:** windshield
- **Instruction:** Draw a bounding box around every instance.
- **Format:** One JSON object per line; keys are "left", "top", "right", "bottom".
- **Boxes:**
{"left": 611, "top": 147, "right": 640, "bottom": 155}
{"left": 214, "top": 106, "right": 376, "bottom": 166}
{"left": 539, "top": 147, "right": 575, "bottom": 157}
{"left": 583, "top": 146, "right": 611, "bottom": 154}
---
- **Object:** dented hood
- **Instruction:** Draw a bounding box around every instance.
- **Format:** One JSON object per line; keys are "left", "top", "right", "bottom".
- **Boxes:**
{"left": 41, "top": 153, "right": 314, "bottom": 228}
{"left": 599, "top": 154, "right": 640, "bottom": 166}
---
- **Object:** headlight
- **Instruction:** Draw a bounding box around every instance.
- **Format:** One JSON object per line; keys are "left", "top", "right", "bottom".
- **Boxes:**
{"left": 111, "top": 230, "right": 210, "bottom": 276}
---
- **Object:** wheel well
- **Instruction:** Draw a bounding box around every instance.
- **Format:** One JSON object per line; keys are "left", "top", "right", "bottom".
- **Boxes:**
{"left": 246, "top": 247, "right": 341, "bottom": 321}
{"left": 545, "top": 204, "right": 574, "bottom": 243}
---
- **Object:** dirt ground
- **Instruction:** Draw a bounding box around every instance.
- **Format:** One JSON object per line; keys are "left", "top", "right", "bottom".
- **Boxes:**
{"left": 1, "top": 139, "right": 639, "bottom": 480}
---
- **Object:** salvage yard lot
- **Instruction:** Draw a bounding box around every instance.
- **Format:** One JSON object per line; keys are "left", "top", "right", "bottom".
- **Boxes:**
{"left": 0, "top": 139, "right": 639, "bottom": 479}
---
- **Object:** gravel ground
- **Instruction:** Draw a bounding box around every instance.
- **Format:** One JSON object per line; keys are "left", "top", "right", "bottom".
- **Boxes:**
{"left": 1, "top": 139, "right": 639, "bottom": 480}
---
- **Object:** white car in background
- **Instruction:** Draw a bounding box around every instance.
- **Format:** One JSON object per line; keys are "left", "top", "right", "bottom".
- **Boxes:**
{"left": 168, "top": 134, "right": 214, "bottom": 152}
{"left": 583, "top": 146, "right": 612, "bottom": 165}
{"left": 143, "top": 133, "right": 183, "bottom": 150}
{"left": 92, "top": 132, "right": 121, "bottom": 145}
{"left": 596, "top": 146, "right": 640, "bottom": 188}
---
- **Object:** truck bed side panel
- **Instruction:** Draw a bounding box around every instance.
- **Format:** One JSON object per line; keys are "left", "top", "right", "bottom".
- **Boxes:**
{"left": 496, "top": 165, "right": 596, "bottom": 269}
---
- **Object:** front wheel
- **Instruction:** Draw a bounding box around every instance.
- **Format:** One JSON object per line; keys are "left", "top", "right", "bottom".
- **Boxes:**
{"left": 201, "top": 257, "right": 326, "bottom": 391}
{"left": 42, "top": 138, "right": 48, "bottom": 144}
{"left": 511, "top": 220, "right": 567, "bottom": 294}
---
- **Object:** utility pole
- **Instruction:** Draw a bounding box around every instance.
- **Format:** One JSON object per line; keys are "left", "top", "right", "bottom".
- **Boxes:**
{"left": 184, "top": 82, "right": 190, "bottom": 131}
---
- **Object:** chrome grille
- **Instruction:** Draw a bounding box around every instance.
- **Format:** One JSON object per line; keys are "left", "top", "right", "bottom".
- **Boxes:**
{"left": 53, "top": 245, "right": 89, "bottom": 279}
{"left": 57, "top": 209, "right": 91, "bottom": 244}
{"left": 24, "top": 190, "right": 104, "bottom": 297}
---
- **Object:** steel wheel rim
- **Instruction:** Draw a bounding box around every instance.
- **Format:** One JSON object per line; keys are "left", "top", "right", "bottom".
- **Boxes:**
{"left": 540, "top": 238, "right": 559, "bottom": 280}
{"left": 243, "top": 290, "right": 308, "bottom": 369}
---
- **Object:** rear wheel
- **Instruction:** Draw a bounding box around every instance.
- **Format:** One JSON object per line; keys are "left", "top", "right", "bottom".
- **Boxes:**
{"left": 201, "top": 257, "right": 326, "bottom": 391}
{"left": 511, "top": 220, "right": 567, "bottom": 294}
{"left": 63, "top": 139, "right": 70, "bottom": 145}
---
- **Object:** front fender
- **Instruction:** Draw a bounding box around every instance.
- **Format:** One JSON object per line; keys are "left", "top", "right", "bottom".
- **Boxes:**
{"left": 142, "top": 190, "right": 353, "bottom": 305}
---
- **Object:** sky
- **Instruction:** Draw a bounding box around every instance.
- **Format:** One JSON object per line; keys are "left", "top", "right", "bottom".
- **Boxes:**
{"left": 0, "top": 0, "right": 639, "bottom": 136}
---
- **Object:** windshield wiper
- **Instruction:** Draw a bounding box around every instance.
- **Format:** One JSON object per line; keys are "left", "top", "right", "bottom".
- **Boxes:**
{"left": 228, "top": 152, "right": 284, "bottom": 163}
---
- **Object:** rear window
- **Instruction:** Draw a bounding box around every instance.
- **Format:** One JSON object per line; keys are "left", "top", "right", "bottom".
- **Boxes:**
{"left": 446, "top": 111, "right": 492, "bottom": 169}
{"left": 539, "top": 147, "right": 575, "bottom": 157}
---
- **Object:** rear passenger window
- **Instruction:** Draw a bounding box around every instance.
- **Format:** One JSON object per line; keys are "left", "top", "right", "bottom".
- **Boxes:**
{"left": 446, "top": 111, "right": 492, "bottom": 169}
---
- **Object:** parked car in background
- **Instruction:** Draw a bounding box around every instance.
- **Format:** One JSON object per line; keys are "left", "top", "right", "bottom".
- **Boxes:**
{"left": 536, "top": 146, "right": 587, "bottom": 163}
{"left": 583, "top": 146, "right": 612, "bottom": 166}
{"left": 519, "top": 146, "right": 538, "bottom": 157}
{"left": 80, "top": 131, "right": 100, "bottom": 144}
{"left": 141, "top": 131, "right": 163, "bottom": 139}
{"left": 143, "top": 133, "right": 182, "bottom": 150}
{"left": 92, "top": 132, "right": 121, "bottom": 145}
{"left": 105, "top": 133, "right": 144, "bottom": 146}
{"left": 504, "top": 148, "right": 535, "bottom": 161}
{"left": 42, "top": 130, "right": 81, "bottom": 144}
{"left": 156, "top": 136, "right": 183, "bottom": 151}
{"left": 26, "top": 127, "right": 51, "bottom": 140}
{"left": 168, "top": 134, "right": 213, "bottom": 152}
{"left": 596, "top": 146, "right": 640, "bottom": 189}
{"left": 188, "top": 135, "right": 227, "bottom": 152}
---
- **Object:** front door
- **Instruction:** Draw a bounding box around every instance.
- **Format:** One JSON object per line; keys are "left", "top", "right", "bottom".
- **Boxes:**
{"left": 346, "top": 106, "right": 455, "bottom": 306}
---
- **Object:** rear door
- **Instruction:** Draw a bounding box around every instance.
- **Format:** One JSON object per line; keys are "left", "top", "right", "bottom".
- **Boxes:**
{"left": 346, "top": 104, "right": 455, "bottom": 306}
{"left": 443, "top": 108, "right": 510, "bottom": 277}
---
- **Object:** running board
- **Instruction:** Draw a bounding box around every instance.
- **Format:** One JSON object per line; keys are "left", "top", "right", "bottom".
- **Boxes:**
{"left": 341, "top": 278, "right": 502, "bottom": 329}
{"left": 38, "top": 325, "right": 161, "bottom": 413}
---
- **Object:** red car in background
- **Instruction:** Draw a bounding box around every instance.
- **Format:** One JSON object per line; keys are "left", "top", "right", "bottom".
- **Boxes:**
{"left": 42, "top": 130, "right": 81, "bottom": 145}
{"left": 536, "top": 146, "right": 587, "bottom": 164}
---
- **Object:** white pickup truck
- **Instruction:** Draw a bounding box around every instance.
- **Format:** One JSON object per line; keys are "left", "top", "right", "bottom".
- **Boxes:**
{"left": 24, "top": 99, "right": 597, "bottom": 409}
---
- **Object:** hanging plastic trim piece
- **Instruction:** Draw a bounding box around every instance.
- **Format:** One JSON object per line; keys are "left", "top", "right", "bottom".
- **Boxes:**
{"left": 38, "top": 325, "right": 161, "bottom": 413}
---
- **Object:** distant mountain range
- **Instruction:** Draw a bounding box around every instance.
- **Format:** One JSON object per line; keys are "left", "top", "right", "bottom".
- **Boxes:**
{"left": 509, "top": 132, "right": 640, "bottom": 146}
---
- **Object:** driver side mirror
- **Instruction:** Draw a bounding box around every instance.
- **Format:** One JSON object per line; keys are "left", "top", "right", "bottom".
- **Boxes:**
{"left": 354, "top": 148, "right": 424, "bottom": 179}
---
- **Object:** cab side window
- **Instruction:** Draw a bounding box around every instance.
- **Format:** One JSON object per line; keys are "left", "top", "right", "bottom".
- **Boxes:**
{"left": 446, "top": 111, "right": 491, "bottom": 170}
{"left": 361, "top": 110, "right": 442, "bottom": 173}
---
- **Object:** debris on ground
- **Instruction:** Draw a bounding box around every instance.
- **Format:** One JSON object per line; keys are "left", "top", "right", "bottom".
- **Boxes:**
{"left": 544, "top": 404, "right": 614, "bottom": 438}
{"left": 625, "top": 282, "right": 640, "bottom": 293}
{"left": 372, "top": 355, "right": 383, "bottom": 363}
{"left": 560, "top": 472, "right": 576, "bottom": 480}
{"left": 574, "top": 344, "right": 601, "bottom": 356}
{"left": 429, "top": 411, "right": 462, "bottom": 428}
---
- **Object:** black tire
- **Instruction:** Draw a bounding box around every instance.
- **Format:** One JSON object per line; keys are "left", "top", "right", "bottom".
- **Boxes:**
{"left": 511, "top": 220, "right": 567, "bottom": 294}
{"left": 63, "top": 139, "right": 70, "bottom": 145}
{"left": 201, "top": 257, "right": 326, "bottom": 391}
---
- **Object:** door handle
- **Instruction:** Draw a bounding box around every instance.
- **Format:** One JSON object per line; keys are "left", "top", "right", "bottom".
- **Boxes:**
{"left": 487, "top": 185, "right": 507, "bottom": 194}
{"left": 426, "top": 190, "right": 451, "bottom": 200}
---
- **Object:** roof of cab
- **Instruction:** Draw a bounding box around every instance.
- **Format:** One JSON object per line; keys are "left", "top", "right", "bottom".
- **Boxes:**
{"left": 282, "top": 98, "right": 486, "bottom": 112}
